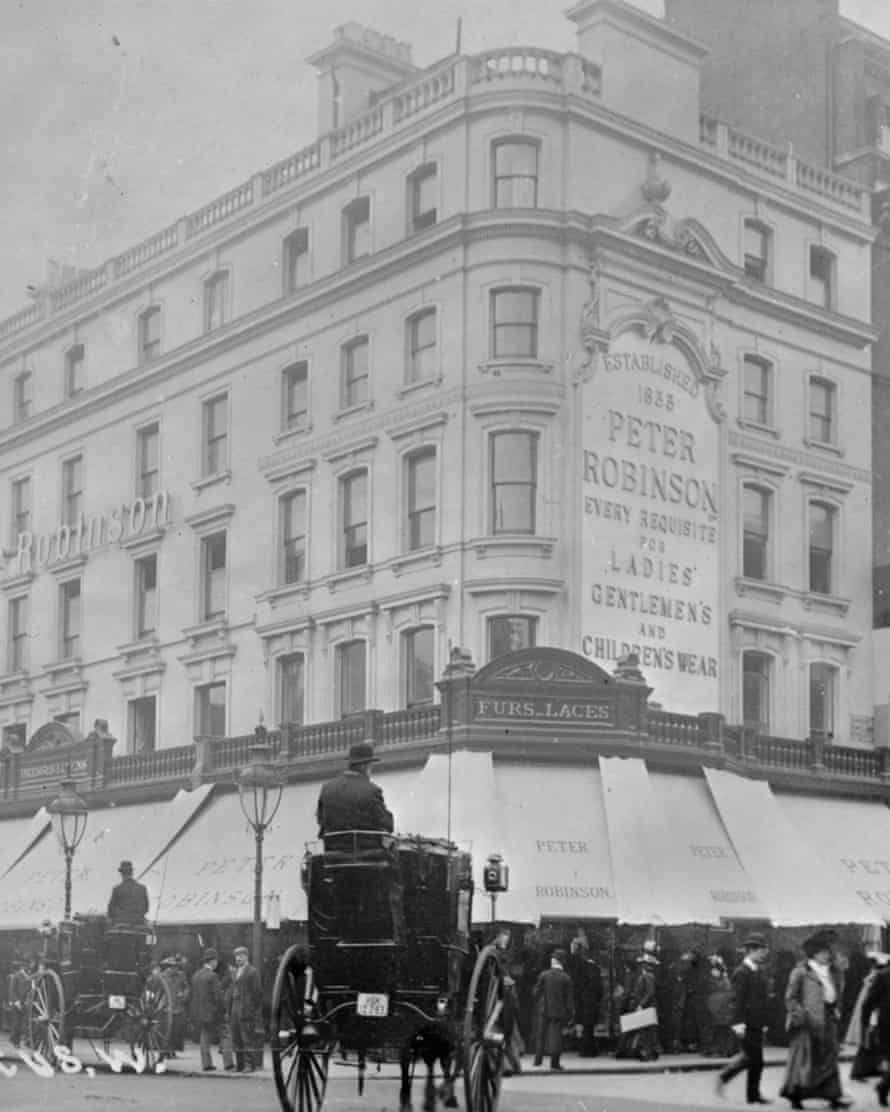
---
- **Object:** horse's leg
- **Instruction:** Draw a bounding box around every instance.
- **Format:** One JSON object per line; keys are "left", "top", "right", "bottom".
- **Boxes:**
{"left": 422, "top": 1047, "right": 438, "bottom": 1112}
{"left": 399, "top": 1045, "right": 414, "bottom": 1112}
{"left": 438, "top": 1044, "right": 459, "bottom": 1108}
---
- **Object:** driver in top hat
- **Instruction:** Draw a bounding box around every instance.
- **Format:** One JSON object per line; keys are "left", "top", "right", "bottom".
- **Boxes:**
{"left": 316, "top": 742, "right": 394, "bottom": 848}
{"left": 107, "top": 860, "right": 150, "bottom": 925}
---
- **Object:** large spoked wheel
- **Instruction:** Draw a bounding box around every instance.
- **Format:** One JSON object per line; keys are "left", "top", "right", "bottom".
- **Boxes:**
{"left": 27, "top": 969, "right": 66, "bottom": 1060}
{"left": 126, "top": 976, "right": 173, "bottom": 1072}
{"left": 463, "top": 945, "right": 505, "bottom": 1112}
{"left": 272, "top": 945, "right": 332, "bottom": 1112}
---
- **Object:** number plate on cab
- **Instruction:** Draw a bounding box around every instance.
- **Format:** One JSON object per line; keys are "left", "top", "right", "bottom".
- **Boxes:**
{"left": 108, "top": 995, "right": 126, "bottom": 1010}
{"left": 356, "top": 993, "right": 389, "bottom": 1018}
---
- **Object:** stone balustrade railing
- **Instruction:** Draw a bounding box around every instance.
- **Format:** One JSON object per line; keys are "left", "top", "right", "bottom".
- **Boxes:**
{"left": 0, "top": 53, "right": 872, "bottom": 347}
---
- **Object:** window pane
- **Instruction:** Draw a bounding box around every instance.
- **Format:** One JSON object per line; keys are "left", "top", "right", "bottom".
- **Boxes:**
{"left": 743, "top": 358, "right": 769, "bottom": 424}
{"left": 742, "top": 652, "right": 770, "bottom": 732}
{"left": 284, "top": 363, "right": 308, "bottom": 428}
{"left": 61, "top": 579, "right": 81, "bottom": 658}
{"left": 494, "top": 142, "right": 538, "bottom": 208}
{"left": 66, "top": 345, "right": 84, "bottom": 397}
{"left": 199, "top": 683, "right": 226, "bottom": 736}
{"left": 203, "top": 534, "right": 226, "bottom": 618}
{"left": 344, "top": 341, "right": 369, "bottom": 407}
{"left": 491, "top": 432, "right": 537, "bottom": 533}
{"left": 347, "top": 199, "right": 371, "bottom": 261}
{"left": 282, "top": 491, "right": 307, "bottom": 583}
{"left": 128, "top": 697, "right": 157, "bottom": 753}
{"left": 409, "top": 311, "right": 437, "bottom": 381}
{"left": 137, "top": 555, "right": 158, "bottom": 635}
{"left": 279, "top": 654, "right": 305, "bottom": 725}
{"left": 285, "top": 229, "right": 309, "bottom": 292}
{"left": 809, "top": 503, "right": 833, "bottom": 594}
{"left": 339, "top": 641, "right": 366, "bottom": 716}
{"left": 407, "top": 450, "right": 436, "bottom": 550}
{"left": 809, "top": 664, "right": 834, "bottom": 737}
{"left": 743, "top": 223, "right": 768, "bottom": 280}
{"left": 742, "top": 486, "right": 768, "bottom": 579}
{"left": 488, "top": 616, "right": 536, "bottom": 661}
{"left": 405, "top": 627, "right": 435, "bottom": 706}
{"left": 492, "top": 289, "right": 538, "bottom": 358}
{"left": 342, "top": 472, "right": 368, "bottom": 567}
{"left": 809, "top": 380, "right": 833, "bottom": 442}
{"left": 138, "top": 425, "right": 159, "bottom": 498}
{"left": 12, "top": 478, "right": 31, "bottom": 541}
{"left": 206, "top": 274, "right": 228, "bottom": 330}
{"left": 204, "top": 395, "right": 228, "bottom": 474}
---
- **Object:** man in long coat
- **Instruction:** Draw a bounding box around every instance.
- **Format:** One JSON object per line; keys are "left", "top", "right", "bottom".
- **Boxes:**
{"left": 316, "top": 742, "right": 394, "bottom": 849}
{"left": 230, "top": 945, "right": 263, "bottom": 1072}
{"left": 190, "top": 949, "right": 224, "bottom": 1071}
{"left": 107, "top": 860, "right": 149, "bottom": 924}
{"left": 716, "top": 932, "right": 772, "bottom": 1105}
{"left": 532, "top": 948, "right": 574, "bottom": 1070}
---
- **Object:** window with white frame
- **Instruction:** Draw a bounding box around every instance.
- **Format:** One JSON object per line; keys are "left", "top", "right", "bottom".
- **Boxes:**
{"left": 7, "top": 595, "right": 28, "bottom": 673}
{"left": 406, "top": 309, "right": 437, "bottom": 383}
{"left": 134, "top": 553, "right": 158, "bottom": 638}
{"left": 488, "top": 615, "right": 537, "bottom": 661}
{"left": 65, "top": 344, "right": 85, "bottom": 399}
{"left": 742, "top": 650, "right": 771, "bottom": 734}
{"left": 808, "top": 501, "right": 835, "bottom": 595}
{"left": 202, "top": 393, "right": 229, "bottom": 476}
{"left": 341, "top": 337, "right": 369, "bottom": 409}
{"left": 809, "top": 246, "right": 835, "bottom": 309}
{"left": 280, "top": 490, "right": 307, "bottom": 585}
{"left": 278, "top": 653, "right": 305, "bottom": 726}
{"left": 343, "top": 197, "right": 371, "bottom": 263}
{"left": 404, "top": 626, "right": 435, "bottom": 707}
{"left": 743, "top": 220, "right": 771, "bottom": 282}
{"left": 62, "top": 455, "right": 83, "bottom": 528}
{"left": 127, "top": 695, "right": 157, "bottom": 753}
{"left": 13, "top": 371, "right": 32, "bottom": 423}
{"left": 283, "top": 227, "right": 309, "bottom": 294}
{"left": 340, "top": 470, "right": 368, "bottom": 569}
{"left": 195, "top": 681, "right": 226, "bottom": 737}
{"left": 490, "top": 431, "right": 538, "bottom": 534}
{"left": 10, "top": 476, "right": 31, "bottom": 546}
{"left": 59, "top": 578, "right": 81, "bottom": 660}
{"left": 201, "top": 532, "right": 227, "bottom": 620}
{"left": 491, "top": 288, "right": 539, "bottom": 359}
{"left": 808, "top": 377, "right": 836, "bottom": 444}
{"left": 337, "top": 640, "right": 366, "bottom": 717}
{"left": 809, "top": 662, "right": 836, "bottom": 739}
{"left": 139, "top": 306, "right": 161, "bottom": 363}
{"left": 492, "top": 140, "right": 539, "bottom": 208}
{"left": 282, "top": 361, "right": 308, "bottom": 431}
{"left": 409, "top": 164, "right": 437, "bottom": 232}
{"left": 137, "top": 423, "right": 160, "bottom": 499}
{"left": 742, "top": 355, "right": 771, "bottom": 426}
{"left": 405, "top": 448, "right": 436, "bottom": 551}
{"left": 204, "top": 271, "right": 229, "bottom": 332}
{"left": 742, "top": 485, "right": 770, "bottom": 580}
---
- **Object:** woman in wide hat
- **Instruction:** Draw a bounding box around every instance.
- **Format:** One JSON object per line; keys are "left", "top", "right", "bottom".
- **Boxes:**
{"left": 780, "top": 930, "right": 852, "bottom": 1110}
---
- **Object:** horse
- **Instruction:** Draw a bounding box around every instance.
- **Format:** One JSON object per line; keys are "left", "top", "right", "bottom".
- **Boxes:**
{"left": 398, "top": 1023, "right": 460, "bottom": 1112}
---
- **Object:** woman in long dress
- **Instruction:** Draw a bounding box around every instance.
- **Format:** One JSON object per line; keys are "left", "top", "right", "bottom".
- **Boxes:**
{"left": 780, "top": 930, "right": 852, "bottom": 1111}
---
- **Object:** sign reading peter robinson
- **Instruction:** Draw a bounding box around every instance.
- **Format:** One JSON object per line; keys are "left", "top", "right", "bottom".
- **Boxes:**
{"left": 581, "top": 307, "right": 725, "bottom": 713}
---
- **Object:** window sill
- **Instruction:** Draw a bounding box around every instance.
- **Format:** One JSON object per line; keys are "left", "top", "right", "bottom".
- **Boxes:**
{"left": 478, "top": 359, "right": 554, "bottom": 377}
{"left": 0, "top": 670, "right": 30, "bottom": 694}
{"left": 396, "top": 375, "right": 442, "bottom": 399}
{"left": 803, "top": 437, "right": 843, "bottom": 458}
{"left": 333, "top": 401, "right": 374, "bottom": 422}
{"left": 324, "top": 565, "right": 374, "bottom": 593}
{"left": 734, "top": 576, "right": 786, "bottom": 605}
{"left": 390, "top": 546, "right": 443, "bottom": 576}
{"left": 116, "top": 635, "right": 161, "bottom": 660}
{"left": 801, "top": 590, "right": 850, "bottom": 616}
{"left": 736, "top": 418, "right": 781, "bottom": 439}
{"left": 191, "top": 470, "right": 232, "bottom": 493}
{"left": 120, "top": 526, "right": 166, "bottom": 553}
{"left": 1, "top": 569, "right": 35, "bottom": 593}
{"left": 40, "top": 659, "right": 86, "bottom": 690}
{"left": 182, "top": 617, "right": 229, "bottom": 646}
{"left": 274, "top": 421, "right": 314, "bottom": 447}
{"left": 49, "top": 552, "right": 88, "bottom": 579}
{"left": 470, "top": 535, "right": 556, "bottom": 559}
{"left": 257, "top": 580, "right": 312, "bottom": 606}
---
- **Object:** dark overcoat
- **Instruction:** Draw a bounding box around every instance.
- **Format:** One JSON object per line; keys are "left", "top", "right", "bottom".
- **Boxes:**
{"left": 533, "top": 966, "right": 575, "bottom": 1022}
{"left": 190, "top": 966, "right": 224, "bottom": 1026}
{"left": 107, "top": 876, "right": 149, "bottom": 923}
{"left": 316, "top": 770, "right": 394, "bottom": 837}
{"left": 231, "top": 963, "right": 263, "bottom": 1020}
{"left": 861, "top": 965, "right": 890, "bottom": 1052}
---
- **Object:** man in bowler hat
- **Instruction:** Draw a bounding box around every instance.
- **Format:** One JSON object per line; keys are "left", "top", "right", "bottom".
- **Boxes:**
{"left": 533, "top": 949, "right": 575, "bottom": 1070}
{"left": 230, "top": 945, "right": 263, "bottom": 1072}
{"left": 107, "top": 860, "right": 149, "bottom": 925}
{"left": 316, "top": 742, "right": 394, "bottom": 849}
{"left": 716, "top": 932, "right": 772, "bottom": 1105}
{"left": 190, "top": 949, "right": 224, "bottom": 1071}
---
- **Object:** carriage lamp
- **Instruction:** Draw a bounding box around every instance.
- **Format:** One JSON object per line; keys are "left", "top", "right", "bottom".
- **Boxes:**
{"left": 48, "top": 778, "right": 88, "bottom": 920}
{"left": 483, "top": 853, "right": 509, "bottom": 924}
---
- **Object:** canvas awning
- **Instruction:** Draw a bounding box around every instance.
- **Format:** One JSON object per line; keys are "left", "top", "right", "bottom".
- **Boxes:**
{"left": 0, "top": 807, "right": 50, "bottom": 879}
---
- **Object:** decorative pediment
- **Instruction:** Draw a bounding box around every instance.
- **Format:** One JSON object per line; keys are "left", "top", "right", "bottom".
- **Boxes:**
{"left": 616, "top": 204, "right": 741, "bottom": 275}
{"left": 473, "top": 648, "right": 613, "bottom": 688}
{"left": 27, "top": 720, "right": 82, "bottom": 751}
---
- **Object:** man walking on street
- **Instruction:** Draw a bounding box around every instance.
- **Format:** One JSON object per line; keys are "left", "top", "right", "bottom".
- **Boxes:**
{"left": 230, "top": 945, "right": 263, "bottom": 1072}
{"left": 190, "top": 949, "right": 224, "bottom": 1072}
{"left": 716, "top": 932, "right": 773, "bottom": 1105}
{"left": 8, "top": 956, "right": 30, "bottom": 1047}
{"left": 533, "top": 948, "right": 574, "bottom": 1070}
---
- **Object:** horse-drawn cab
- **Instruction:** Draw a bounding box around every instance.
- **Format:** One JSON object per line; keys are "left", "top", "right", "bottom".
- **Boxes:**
{"left": 273, "top": 832, "right": 506, "bottom": 1112}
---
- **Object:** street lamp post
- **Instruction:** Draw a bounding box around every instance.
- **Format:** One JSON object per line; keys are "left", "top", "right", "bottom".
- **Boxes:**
{"left": 48, "top": 779, "right": 88, "bottom": 920}
{"left": 237, "top": 717, "right": 284, "bottom": 984}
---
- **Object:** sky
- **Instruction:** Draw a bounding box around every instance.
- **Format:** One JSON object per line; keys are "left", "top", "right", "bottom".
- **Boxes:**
{"left": 1, "top": 0, "right": 889, "bottom": 321}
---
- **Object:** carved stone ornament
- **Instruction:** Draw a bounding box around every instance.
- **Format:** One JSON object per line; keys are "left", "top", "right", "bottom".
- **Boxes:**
{"left": 641, "top": 152, "right": 672, "bottom": 206}
{"left": 576, "top": 251, "right": 609, "bottom": 384}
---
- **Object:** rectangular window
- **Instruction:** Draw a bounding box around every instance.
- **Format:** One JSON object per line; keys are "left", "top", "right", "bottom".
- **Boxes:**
{"left": 196, "top": 681, "right": 226, "bottom": 737}
{"left": 60, "top": 578, "right": 81, "bottom": 660}
{"left": 808, "top": 502, "right": 834, "bottom": 595}
{"left": 65, "top": 344, "right": 85, "bottom": 398}
{"left": 743, "top": 221, "right": 770, "bottom": 282}
{"left": 278, "top": 654, "right": 305, "bottom": 726}
{"left": 742, "top": 356, "right": 770, "bottom": 426}
{"left": 410, "top": 165, "right": 437, "bottom": 232}
{"left": 8, "top": 596, "right": 28, "bottom": 673}
{"left": 284, "top": 228, "right": 309, "bottom": 294}
{"left": 407, "top": 309, "right": 437, "bottom": 383}
{"left": 341, "top": 471, "right": 368, "bottom": 568}
{"left": 201, "top": 532, "right": 227, "bottom": 620}
{"left": 282, "top": 362, "right": 308, "bottom": 431}
{"left": 135, "top": 554, "right": 158, "bottom": 637}
{"left": 491, "top": 288, "right": 539, "bottom": 359}
{"left": 13, "top": 371, "right": 32, "bottom": 423}
{"left": 137, "top": 423, "right": 160, "bottom": 499}
{"left": 204, "top": 272, "right": 229, "bottom": 332}
{"left": 742, "top": 651, "right": 770, "bottom": 734}
{"left": 11, "top": 477, "right": 31, "bottom": 545}
{"left": 406, "top": 449, "right": 436, "bottom": 551}
{"left": 404, "top": 627, "right": 435, "bottom": 707}
{"left": 342, "top": 338, "right": 369, "bottom": 409}
{"left": 491, "top": 431, "right": 537, "bottom": 534}
{"left": 344, "top": 197, "right": 371, "bottom": 263}
{"left": 488, "top": 615, "right": 537, "bottom": 661}
{"left": 809, "top": 662, "right": 835, "bottom": 739}
{"left": 742, "top": 486, "right": 770, "bottom": 581}
{"left": 493, "top": 140, "right": 538, "bottom": 208}
{"left": 337, "top": 640, "right": 366, "bottom": 717}
{"left": 281, "top": 490, "right": 307, "bottom": 584}
{"left": 808, "top": 377, "right": 835, "bottom": 444}
{"left": 810, "top": 246, "right": 834, "bottom": 309}
{"left": 62, "top": 455, "right": 84, "bottom": 528}
{"left": 140, "top": 307, "right": 161, "bottom": 363}
{"left": 127, "top": 696, "right": 157, "bottom": 754}
{"left": 202, "top": 393, "right": 229, "bottom": 476}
